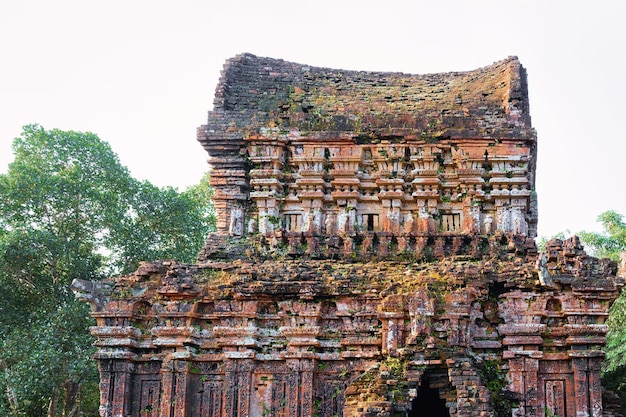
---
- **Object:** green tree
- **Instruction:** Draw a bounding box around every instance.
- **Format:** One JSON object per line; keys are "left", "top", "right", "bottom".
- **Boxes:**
{"left": 536, "top": 231, "right": 570, "bottom": 252}
{"left": 578, "top": 210, "right": 626, "bottom": 261}
{"left": 109, "top": 174, "right": 215, "bottom": 274}
{"left": 0, "top": 125, "right": 214, "bottom": 417}
{"left": 0, "top": 124, "right": 130, "bottom": 417}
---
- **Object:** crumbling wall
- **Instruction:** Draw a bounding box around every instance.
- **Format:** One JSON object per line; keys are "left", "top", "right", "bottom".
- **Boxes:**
{"left": 74, "top": 236, "right": 622, "bottom": 417}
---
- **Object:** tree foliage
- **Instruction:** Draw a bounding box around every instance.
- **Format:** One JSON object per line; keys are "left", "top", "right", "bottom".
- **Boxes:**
{"left": 109, "top": 175, "right": 215, "bottom": 274}
{"left": 603, "top": 290, "right": 626, "bottom": 413}
{"left": 578, "top": 210, "right": 626, "bottom": 261}
{"left": 0, "top": 125, "right": 214, "bottom": 417}
{"left": 536, "top": 231, "right": 569, "bottom": 253}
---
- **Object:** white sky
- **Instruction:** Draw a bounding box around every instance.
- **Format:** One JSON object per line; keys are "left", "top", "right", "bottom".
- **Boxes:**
{"left": 1, "top": 0, "right": 625, "bottom": 239}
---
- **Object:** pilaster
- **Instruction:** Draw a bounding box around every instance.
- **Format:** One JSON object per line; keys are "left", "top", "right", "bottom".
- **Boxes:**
{"left": 97, "top": 358, "right": 134, "bottom": 417}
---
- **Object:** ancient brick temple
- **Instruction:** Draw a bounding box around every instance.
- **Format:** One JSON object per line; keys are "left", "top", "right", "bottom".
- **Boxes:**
{"left": 73, "top": 54, "right": 624, "bottom": 417}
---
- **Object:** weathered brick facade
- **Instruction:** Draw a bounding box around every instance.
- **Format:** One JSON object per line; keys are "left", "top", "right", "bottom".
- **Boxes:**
{"left": 74, "top": 54, "right": 623, "bottom": 417}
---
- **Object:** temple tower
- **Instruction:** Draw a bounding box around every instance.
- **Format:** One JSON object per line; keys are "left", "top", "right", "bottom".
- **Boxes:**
{"left": 75, "top": 54, "right": 623, "bottom": 417}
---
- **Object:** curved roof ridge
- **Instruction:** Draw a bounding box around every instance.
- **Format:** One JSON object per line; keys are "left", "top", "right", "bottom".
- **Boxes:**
{"left": 208, "top": 53, "right": 534, "bottom": 140}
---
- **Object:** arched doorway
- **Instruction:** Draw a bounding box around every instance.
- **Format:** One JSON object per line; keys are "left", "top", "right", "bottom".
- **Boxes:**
{"left": 407, "top": 374, "right": 450, "bottom": 417}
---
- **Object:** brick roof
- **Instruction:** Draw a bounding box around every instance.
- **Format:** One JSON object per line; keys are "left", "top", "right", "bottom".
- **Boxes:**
{"left": 209, "top": 53, "right": 535, "bottom": 140}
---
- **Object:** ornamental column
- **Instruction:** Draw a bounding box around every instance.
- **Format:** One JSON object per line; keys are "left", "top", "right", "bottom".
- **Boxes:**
{"left": 411, "top": 147, "right": 440, "bottom": 235}
{"left": 329, "top": 146, "right": 361, "bottom": 235}
{"left": 96, "top": 357, "right": 134, "bottom": 417}
{"left": 286, "top": 359, "right": 316, "bottom": 417}
{"left": 566, "top": 323, "right": 608, "bottom": 416}
{"left": 500, "top": 323, "right": 545, "bottom": 417}
{"left": 223, "top": 357, "right": 254, "bottom": 417}
{"left": 160, "top": 358, "right": 191, "bottom": 417}
{"left": 248, "top": 140, "right": 286, "bottom": 236}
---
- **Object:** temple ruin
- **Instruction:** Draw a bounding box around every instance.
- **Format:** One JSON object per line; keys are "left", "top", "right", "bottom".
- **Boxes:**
{"left": 73, "top": 54, "right": 624, "bottom": 417}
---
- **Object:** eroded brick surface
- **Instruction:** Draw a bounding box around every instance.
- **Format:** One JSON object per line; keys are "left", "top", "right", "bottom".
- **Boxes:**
{"left": 74, "top": 54, "right": 623, "bottom": 417}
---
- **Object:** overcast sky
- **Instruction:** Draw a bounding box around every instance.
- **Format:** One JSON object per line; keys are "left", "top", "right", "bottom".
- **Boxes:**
{"left": 1, "top": 0, "right": 624, "bottom": 239}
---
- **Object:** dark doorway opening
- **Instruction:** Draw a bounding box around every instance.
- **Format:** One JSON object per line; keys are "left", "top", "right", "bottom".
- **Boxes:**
{"left": 408, "top": 376, "right": 449, "bottom": 417}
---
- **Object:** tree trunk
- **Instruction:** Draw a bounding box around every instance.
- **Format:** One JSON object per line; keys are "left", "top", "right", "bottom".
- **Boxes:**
{"left": 1, "top": 360, "right": 20, "bottom": 417}
{"left": 47, "top": 385, "right": 59, "bottom": 417}
{"left": 62, "top": 380, "right": 80, "bottom": 417}
{"left": 5, "top": 384, "right": 19, "bottom": 417}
